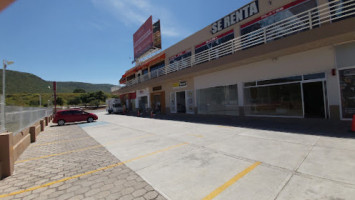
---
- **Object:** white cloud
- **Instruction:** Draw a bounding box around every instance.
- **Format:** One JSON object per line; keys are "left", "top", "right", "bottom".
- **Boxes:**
{"left": 91, "top": 0, "right": 189, "bottom": 38}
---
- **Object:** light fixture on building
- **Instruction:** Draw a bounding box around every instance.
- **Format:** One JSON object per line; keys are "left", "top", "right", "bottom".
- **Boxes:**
{"left": 269, "top": 0, "right": 272, "bottom": 5}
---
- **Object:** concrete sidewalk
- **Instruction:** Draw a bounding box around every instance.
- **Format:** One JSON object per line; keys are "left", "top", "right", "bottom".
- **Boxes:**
{"left": 0, "top": 123, "right": 166, "bottom": 200}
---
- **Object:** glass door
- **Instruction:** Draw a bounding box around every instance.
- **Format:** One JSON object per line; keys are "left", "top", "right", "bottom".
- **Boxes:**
{"left": 302, "top": 81, "right": 326, "bottom": 118}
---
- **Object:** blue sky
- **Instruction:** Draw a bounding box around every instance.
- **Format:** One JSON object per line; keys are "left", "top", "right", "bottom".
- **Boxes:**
{"left": 0, "top": 0, "right": 250, "bottom": 85}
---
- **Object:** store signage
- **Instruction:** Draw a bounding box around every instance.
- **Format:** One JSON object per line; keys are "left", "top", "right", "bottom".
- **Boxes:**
{"left": 173, "top": 81, "right": 187, "bottom": 89}
{"left": 241, "top": 0, "right": 309, "bottom": 29}
{"left": 137, "top": 88, "right": 149, "bottom": 97}
{"left": 153, "top": 86, "right": 162, "bottom": 91}
{"left": 169, "top": 49, "right": 191, "bottom": 62}
{"left": 211, "top": 0, "right": 259, "bottom": 34}
{"left": 133, "top": 16, "right": 153, "bottom": 60}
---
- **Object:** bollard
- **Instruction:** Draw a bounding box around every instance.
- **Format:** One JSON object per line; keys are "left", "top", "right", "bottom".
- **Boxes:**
{"left": 0, "top": 132, "right": 14, "bottom": 178}
{"left": 352, "top": 115, "right": 355, "bottom": 132}
{"left": 137, "top": 110, "right": 140, "bottom": 117}
{"left": 150, "top": 111, "right": 153, "bottom": 118}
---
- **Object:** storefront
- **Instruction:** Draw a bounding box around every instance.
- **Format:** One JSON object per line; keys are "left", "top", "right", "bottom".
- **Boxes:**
{"left": 119, "top": 92, "right": 136, "bottom": 112}
{"left": 169, "top": 80, "right": 194, "bottom": 114}
{"left": 336, "top": 42, "right": 355, "bottom": 119}
{"left": 136, "top": 88, "right": 150, "bottom": 112}
{"left": 194, "top": 47, "right": 336, "bottom": 119}
{"left": 150, "top": 86, "right": 166, "bottom": 114}
{"left": 196, "top": 84, "right": 239, "bottom": 116}
{"left": 244, "top": 73, "right": 327, "bottom": 118}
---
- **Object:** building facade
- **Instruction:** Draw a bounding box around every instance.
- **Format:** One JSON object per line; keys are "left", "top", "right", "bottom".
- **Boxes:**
{"left": 115, "top": 0, "right": 355, "bottom": 120}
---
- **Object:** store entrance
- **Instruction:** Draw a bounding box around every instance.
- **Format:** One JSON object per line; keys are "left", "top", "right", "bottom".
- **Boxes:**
{"left": 151, "top": 92, "right": 166, "bottom": 114}
{"left": 176, "top": 91, "right": 186, "bottom": 113}
{"left": 303, "top": 82, "right": 325, "bottom": 118}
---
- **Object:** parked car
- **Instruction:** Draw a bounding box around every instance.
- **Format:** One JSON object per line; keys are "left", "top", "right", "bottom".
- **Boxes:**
{"left": 53, "top": 109, "right": 98, "bottom": 126}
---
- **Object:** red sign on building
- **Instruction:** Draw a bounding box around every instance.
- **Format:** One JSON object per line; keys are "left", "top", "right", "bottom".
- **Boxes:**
{"left": 133, "top": 16, "right": 153, "bottom": 60}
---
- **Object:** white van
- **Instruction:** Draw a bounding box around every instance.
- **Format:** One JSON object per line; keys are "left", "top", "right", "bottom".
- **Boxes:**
{"left": 106, "top": 98, "right": 124, "bottom": 114}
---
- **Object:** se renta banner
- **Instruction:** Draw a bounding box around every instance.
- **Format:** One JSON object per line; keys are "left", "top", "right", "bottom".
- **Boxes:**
{"left": 133, "top": 16, "right": 153, "bottom": 60}
{"left": 211, "top": 0, "right": 259, "bottom": 34}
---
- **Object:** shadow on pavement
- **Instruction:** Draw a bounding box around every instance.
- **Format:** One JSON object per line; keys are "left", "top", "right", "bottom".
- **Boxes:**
{"left": 127, "top": 113, "right": 354, "bottom": 139}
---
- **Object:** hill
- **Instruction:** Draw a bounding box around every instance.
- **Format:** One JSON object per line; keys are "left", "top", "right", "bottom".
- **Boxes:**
{"left": 0, "top": 70, "right": 115, "bottom": 94}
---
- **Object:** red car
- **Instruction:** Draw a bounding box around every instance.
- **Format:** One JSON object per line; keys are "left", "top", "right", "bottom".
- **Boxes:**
{"left": 53, "top": 109, "right": 98, "bottom": 126}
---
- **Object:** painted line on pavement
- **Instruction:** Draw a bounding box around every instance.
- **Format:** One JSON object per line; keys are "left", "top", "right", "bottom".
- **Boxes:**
{"left": 78, "top": 121, "right": 110, "bottom": 128}
{"left": 16, "top": 134, "right": 154, "bottom": 164}
{"left": 188, "top": 134, "right": 204, "bottom": 138}
{"left": 0, "top": 142, "right": 189, "bottom": 198}
{"left": 202, "top": 161, "right": 261, "bottom": 200}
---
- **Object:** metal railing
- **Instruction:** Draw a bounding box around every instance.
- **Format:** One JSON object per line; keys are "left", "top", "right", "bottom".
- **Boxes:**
{"left": 124, "top": 0, "right": 355, "bottom": 87}
{"left": 0, "top": 106, "right": 53, "bottom": 135}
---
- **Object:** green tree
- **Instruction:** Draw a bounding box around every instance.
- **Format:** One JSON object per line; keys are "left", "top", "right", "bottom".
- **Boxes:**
{"left": 73, "top": 88, "right": 86, "bottom": 93}
{"left": 80, "top": 93, "right": 90, "bottom": 107}
{"left": 93, "top": 91, "right": 107, "bottom": 102}
{"left": 29, "top": 100, "right": 39, "bottom": 106}
{"left": 89, "top": 99, "right": 100, "bottom": 108}
{"left": 54, "top": 97, "right": 64, "bottom": 106}
{"left": 67, "top": 96, "right": 81, "bottom": 105}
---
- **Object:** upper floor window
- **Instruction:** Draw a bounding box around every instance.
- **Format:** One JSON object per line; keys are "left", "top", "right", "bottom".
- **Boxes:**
{"left": 240, "top": 0, "right": 318, "bottom": 46}
{"left": 195, "top": 29, "right": 234, "bottom": 54}
{"left": 169, "top": 50, "right": 192, "bottom": 64}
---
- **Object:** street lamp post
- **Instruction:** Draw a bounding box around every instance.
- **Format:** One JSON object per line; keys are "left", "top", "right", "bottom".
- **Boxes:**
{"left": 1, "top": 60, "right": 14, "bottom": 133}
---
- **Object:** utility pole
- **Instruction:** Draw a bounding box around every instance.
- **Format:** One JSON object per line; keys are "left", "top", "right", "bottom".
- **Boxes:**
{"left": 1, "top": 60, "right": 6, "bottom": 132}
{"left": 53, "top": 81, "right": 57, "bottom": 113}
{"left": 1, "top": 60, "right": 14, "bottom": 132}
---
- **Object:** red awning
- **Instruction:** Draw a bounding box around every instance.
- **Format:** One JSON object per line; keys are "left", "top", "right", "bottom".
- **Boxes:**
{"left": 121, "top": 53, "right": 166, "bottom": 78}
{"left": 129, "top": 92, "right": 136, "bottom": 99}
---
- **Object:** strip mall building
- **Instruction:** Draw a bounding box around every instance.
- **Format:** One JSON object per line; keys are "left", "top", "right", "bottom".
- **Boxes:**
{"left": 115, "top": 0, "right": 355, "bottom": 120}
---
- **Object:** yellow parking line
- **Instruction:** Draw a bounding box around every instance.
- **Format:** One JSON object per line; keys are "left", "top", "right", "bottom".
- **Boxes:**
{"left": 0, "top": 142, "right": 188, "bottom": 198}
{"left": 31, "top": 137, "right": 91, "bottom": 147}
{"left": 202, "top": 162, "right": 261, "bottom": 200}
{"left": 188, "top": 134, "right": 204, "bottom": 138}
{"left": 16, "top": 134, "right": 153, "bottom": 164}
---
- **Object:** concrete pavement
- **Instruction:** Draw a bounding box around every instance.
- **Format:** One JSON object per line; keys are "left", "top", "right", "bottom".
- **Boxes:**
{"left": 81, "top": 111, "right": 355, "bottom": 200}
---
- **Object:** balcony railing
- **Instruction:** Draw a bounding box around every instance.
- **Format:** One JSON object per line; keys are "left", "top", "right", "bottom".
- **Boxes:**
{"left": 123, "top": 0, "right": 355, "bottom": 87}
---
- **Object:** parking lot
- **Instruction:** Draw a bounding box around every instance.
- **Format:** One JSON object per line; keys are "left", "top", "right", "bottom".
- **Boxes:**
{"left": 1, "top": 110, "right": 355, "bottom": 199}
{"left": 85, "top": 112, "right": 355, "bottom": 200}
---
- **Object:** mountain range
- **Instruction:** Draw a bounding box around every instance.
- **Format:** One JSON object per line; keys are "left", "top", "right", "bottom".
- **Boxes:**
{"left": 0, "top": 70, "right": 116, "bottom": 94}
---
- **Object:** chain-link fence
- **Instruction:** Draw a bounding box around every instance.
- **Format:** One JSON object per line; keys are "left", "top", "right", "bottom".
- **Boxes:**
{"left": 0, "top": 106, "right": 53, "bottom": 135}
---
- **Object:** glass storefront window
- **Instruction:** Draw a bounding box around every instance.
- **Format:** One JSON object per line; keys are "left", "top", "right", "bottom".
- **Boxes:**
{"left": 257, "top": 76, "right": 302, "bottom": 86}
{"left": 339, "top": 68, "right": 355, "bottom": 119}
{"left": 138, "top": 96, "right": 148, "bottom": 111}
{"left": 244, "top": 83, "right": 303, "bottom": 116}
{"left": 303, "top": 72, "right": 325, "bottom": 80}
{"left": 197, "top": 84, "right": 238, "bottom": 116}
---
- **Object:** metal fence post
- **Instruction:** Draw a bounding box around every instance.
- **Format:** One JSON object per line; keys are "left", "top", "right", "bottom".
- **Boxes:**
{"left": 308, "top": 11, "right": 313, "bottom": 30}
{"left": 263, "top": 28, "right": 267, "bottom": 44}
